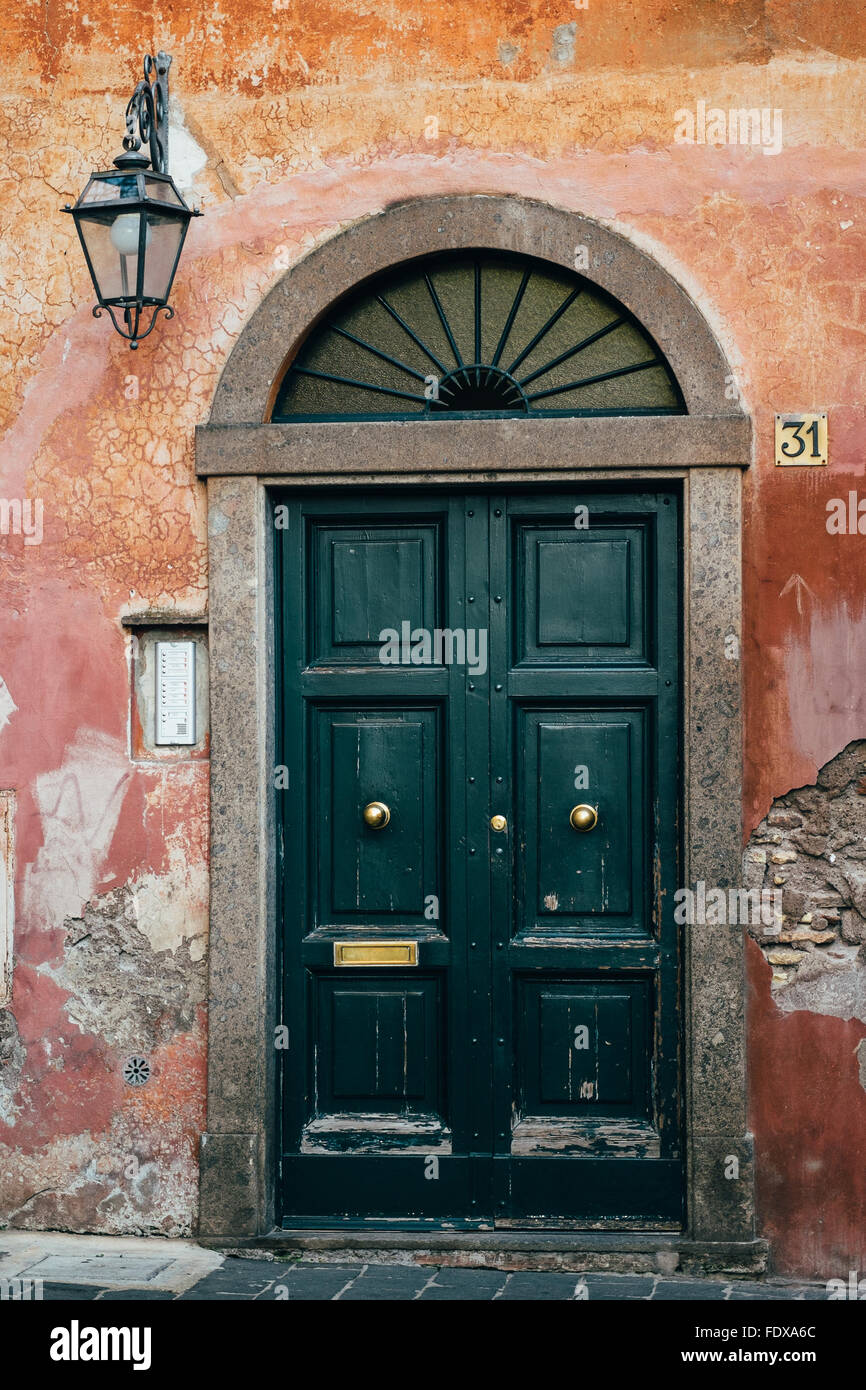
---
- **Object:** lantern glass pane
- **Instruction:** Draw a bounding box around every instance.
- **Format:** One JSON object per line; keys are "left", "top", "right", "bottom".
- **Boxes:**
{"left": 144, "top": 176, "right": 186, "bottom": 207}
{"left": 78, "top": 172, "right": 141, "bottom": 206}
{"left": 141, "top": 216, "right": 186, "bottom": 301}
{"left": 77, "top": 216, "right": 143, "bottom": 301}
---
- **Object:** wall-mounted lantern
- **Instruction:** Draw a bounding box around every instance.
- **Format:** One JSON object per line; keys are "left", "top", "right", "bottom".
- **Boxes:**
{"left": 63, "top": 52, "right": 201, "bottom": 349}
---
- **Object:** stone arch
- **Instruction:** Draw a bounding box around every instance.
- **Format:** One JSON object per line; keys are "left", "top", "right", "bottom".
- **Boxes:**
{"left": 207, "top": 195, "right": 744, "bottom": 426}
{"left": 196, "top": 193, "right": 759, "bottom": 1269}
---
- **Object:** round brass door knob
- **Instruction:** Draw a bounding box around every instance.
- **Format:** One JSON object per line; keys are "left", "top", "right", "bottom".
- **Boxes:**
{"left": 490, "top": 814, "right": 507, "bottom": 833}
{"left": 570, "top": 804, "right": 598, "bottom": 832}
{"left": 362, "top": 801, "right": 391, "bottom": 829}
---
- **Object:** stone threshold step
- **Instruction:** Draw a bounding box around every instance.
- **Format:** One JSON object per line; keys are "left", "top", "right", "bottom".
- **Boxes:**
{"left": 199, "top": 1231, "right": 770, "bottom": 1277}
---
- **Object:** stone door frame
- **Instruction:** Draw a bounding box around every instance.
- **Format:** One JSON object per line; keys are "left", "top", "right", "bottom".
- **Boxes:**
{"left": 195, "top": 195, "right": 758, "bottom": 1261}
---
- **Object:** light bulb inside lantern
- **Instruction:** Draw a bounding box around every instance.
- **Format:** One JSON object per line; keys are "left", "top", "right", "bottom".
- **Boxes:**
{"left": 110, "top": 213, "right": 153, "bottom": 256}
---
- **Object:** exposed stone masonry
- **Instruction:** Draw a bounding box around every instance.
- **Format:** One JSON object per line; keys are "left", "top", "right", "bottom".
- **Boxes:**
{"left": 744, "top": 741, "right": 866, "bottom": 988}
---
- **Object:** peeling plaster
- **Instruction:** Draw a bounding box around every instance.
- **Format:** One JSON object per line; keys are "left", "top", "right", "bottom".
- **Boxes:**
{"left": 168, "top": 109, "right": 209, "bottom": 196}
{"left": 774, "top": 942, "right": 866, "bottom": 1023}
{"left": 23, "top": 730, "right": 130, "bottom": 928}
{"left": 0, "top": 677, "right": 16, "bottom": 737}
{"left": 42, "top": 885, "right": 206, "bottom": 1053}
{"left": 0, "top": 1009, "right": 25, "bottom": 1125}
{"left": 0, "top": 1033, "right": 205, "bottom": 1236}
{"left": 132, "top": 850, "right": 208, "bottom": 960}
{"left": 550, "top": 24, "right": 578, "bottom": 67}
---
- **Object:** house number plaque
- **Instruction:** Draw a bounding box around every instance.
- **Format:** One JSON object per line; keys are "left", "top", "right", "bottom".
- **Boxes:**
{"left": 775, "top": 413, "right": 828, "bottom": 466}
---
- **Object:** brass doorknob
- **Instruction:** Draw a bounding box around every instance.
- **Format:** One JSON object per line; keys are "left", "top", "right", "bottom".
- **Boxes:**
{"left": 490, "top": 814, "right": 507, "bottom": 832}
{"left": 362, "top": 801, "right": 391, "bottom": 829}
{"left": 570, "top": 804, "right": 598, "bottom": 832}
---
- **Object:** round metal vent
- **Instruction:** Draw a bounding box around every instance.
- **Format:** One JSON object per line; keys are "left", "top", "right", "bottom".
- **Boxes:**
{"left": 122, "top": 1055, "right": 151, "bottom": 1086}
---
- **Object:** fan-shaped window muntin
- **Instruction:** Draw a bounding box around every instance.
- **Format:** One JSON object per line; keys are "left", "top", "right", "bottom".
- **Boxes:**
{"left": 272, "top": 251, "right": 685, "bottom": 421}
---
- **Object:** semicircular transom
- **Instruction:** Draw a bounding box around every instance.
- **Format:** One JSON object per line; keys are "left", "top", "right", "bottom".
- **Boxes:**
{"left": 271, "top": 249, "right": 685, "bottom": 421}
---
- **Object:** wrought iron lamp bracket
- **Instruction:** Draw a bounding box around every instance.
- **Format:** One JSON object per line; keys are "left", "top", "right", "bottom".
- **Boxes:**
{"left": 121, "top": 51, "right": 171, "bottom": 173}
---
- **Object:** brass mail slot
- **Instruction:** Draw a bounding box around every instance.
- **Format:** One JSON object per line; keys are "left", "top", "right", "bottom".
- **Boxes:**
{"left": 333, "top": 941, "right": 418, "bottom": 967}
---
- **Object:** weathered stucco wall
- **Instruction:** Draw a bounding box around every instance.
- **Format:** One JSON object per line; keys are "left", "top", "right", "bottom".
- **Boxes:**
{"left": 1, "top": 2, "right": 865, "bottom": 1275}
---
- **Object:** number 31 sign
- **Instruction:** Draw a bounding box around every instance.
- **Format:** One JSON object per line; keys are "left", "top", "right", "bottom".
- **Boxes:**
{"left": 775, "top": 412, "right": 828, "bottom": 466}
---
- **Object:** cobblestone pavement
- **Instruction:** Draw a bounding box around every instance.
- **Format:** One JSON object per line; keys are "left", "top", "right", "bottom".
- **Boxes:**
{"left": 180, "top": 1262, "right": 826, "bottom": 1302}
{"left": 0, "top": 1234, "right": 828, "bottom": 1300}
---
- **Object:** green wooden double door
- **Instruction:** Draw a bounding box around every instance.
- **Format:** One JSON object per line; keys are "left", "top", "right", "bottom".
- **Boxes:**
{"left": 276, "top": 487, "right": 682, "bottom": 1227}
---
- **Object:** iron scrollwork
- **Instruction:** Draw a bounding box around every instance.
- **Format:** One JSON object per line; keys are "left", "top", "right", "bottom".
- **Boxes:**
{"left": 122, "top": 51, "right": 171, "bottom": 174}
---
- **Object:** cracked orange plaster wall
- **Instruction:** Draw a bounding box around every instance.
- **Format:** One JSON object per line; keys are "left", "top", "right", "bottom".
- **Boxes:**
{"left": 0, "top": 2, "right": 865, "bottom": 1272}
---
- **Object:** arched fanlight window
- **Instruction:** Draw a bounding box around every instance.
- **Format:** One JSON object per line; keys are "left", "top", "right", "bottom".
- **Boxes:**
{"left": 272, "top": 250, "right": 684, "bottom": 420}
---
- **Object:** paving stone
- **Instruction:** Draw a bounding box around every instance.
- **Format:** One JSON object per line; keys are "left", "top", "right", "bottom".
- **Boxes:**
{"left": 651, "top": 1280, "right": 729, "bottom": 1300}
{"left": 21, "top": 1254, "right": 172, "bottom": 1283}
{"left": 177, "top": 1285, "right": 265, "bottom": 1301}
{"left": 416, "top": 1267, "right": 509, "bottom": 1300}
{"left": 39, "top": 1284, "right": 106, "bottom": 1300}
{"left": 496, "top": 1271, "right": 589, "bottom": 1300}
{"left": 236, "top": 1260, "right": 301, "bottom": 1281}
{"left": 582, "top": 1275, "right": 656, "bottom": 1300}
{"left": 176, "top": 1259, "right": 282, "bottom": 1300}
{"left": 259, "top": 1263, "right": 365, "bottom": 1300}
{"left": 336, "top": 1264, "right": 432, "bottom": 1300}
{"left": 216, "top": 1258, "right": 287, "bottom": 1279}
{"left": 727, "top": 1282, "right": 814, "bottom": 1300}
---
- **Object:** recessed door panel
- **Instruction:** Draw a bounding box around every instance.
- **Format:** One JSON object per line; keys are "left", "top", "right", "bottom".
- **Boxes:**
{"left": 516, "top": 708, "right": 646, "bottom": 934}
{"left": 331, "top": 986, "right": 428, "bottom": 1102}
{"left": 514, "top": 519, "right": 648, "bottom": 666}
{"left": 310, "top": 519, "right": 442, "bottom": 666}
{"left": 536, "top": 538, "right": 630, "bottom": 646}
{"left": 311, "top": 974, "right": 443, "bottom": 1120}
{"left": 516, "top": 977, "right": 651, "bottom": 1118}
{"left": 316, "top": 708, "right": 440, "bottom": 924}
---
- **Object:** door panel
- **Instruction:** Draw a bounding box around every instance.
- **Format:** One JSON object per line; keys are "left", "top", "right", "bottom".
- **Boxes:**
{"left": 318, "top": 709, "right": 440, "bottom": 922}
{"left": 517, "top": 977, "right": 650, "bottom": 1115}
{"left": 277, "top": 487, "right": 682, "bottom": 1227}
{"left": 279, "top": 495, "right": 468, "bottom": 1214}
{"left": 311, "top": 522, "right": 440, "bottom": 666}
{"left": 514, "top": 522, "right": 648, "bottom": 665}
{"left": 309, "top": 975, "right": 444, "bottom": 1126}
{"left": 518, "top": 708, "right": 644, "bottom": 929}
